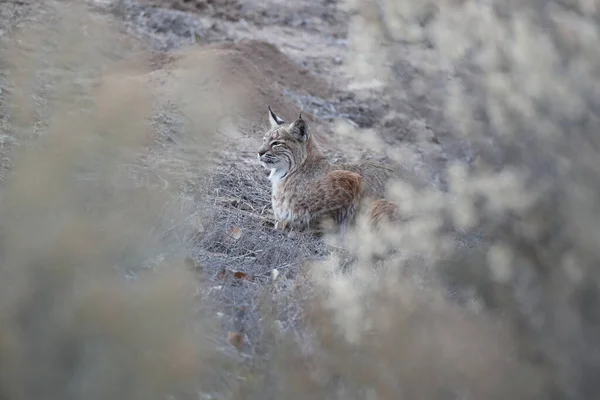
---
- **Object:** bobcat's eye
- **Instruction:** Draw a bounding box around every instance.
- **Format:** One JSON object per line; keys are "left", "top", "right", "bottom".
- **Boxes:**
{"left": 271, "top": 141, "right": 283, "bottom": 147}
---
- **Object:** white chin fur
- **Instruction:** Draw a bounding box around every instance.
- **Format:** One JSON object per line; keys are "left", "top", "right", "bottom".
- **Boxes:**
{"left": 268, "top": 167, "right": 288, "bottom": 183}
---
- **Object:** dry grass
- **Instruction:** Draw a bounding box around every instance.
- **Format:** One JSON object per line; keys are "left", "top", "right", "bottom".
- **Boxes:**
{"left": 1, "top": 0, "right": 600, "bottom": 399}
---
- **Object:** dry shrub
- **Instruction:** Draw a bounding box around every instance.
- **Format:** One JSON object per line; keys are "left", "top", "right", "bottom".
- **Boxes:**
{"left": 246, "top": 1, "right": 600, "bottom": 399}
{"left": 4, "top": 0, "right": 600, "bottom": 399}
{"left": 0, "top": 2, "right": 222, "bottom": 398}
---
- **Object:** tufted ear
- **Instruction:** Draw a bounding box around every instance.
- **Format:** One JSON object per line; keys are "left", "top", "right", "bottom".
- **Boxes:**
{"left": 268, "top": 105, "right": 285, "bottom": 128}
{"left": 290, "top": 116, "right": 309, "bottom": 142}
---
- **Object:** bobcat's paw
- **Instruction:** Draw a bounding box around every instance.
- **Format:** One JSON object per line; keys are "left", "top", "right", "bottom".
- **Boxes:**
{"left": 274, "top": 220, "right": 289, "bottom": 231}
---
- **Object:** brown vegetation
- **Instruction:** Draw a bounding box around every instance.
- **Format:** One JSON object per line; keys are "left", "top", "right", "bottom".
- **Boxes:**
{"left": 0, "top": 0, "right": 599, "bottom": 399}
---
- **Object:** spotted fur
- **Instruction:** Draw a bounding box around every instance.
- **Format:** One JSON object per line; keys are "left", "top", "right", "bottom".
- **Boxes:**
{"left": 258, "top": 106, "right": 402, "bottom": 233}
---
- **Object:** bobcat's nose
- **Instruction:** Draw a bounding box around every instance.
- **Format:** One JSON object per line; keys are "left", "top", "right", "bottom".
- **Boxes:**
{"left": 258, "top": 149, "right": 267, "bottom": 157}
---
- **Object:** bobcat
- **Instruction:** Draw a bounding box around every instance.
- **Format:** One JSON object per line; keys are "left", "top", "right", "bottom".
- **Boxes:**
{"left": 257, "top": 106, "right": 401, "bottom": 234}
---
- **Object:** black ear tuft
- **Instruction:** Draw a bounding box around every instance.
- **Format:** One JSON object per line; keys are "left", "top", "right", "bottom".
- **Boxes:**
{"left": 268, "top": 105, "right": 285, "bottom": 128}
{"left": 290, "top": 118, "right": 309, "bottom": 142}
{"left": 299, "top": 111, "right": 302, "bottom": 120}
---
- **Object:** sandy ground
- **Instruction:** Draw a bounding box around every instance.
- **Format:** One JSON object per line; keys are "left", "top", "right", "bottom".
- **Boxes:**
{"left": 113, "top": 0, "right": 453, "bottom": 184}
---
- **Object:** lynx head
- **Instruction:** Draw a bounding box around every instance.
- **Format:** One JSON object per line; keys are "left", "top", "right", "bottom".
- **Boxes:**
{"left": 258, "top": 106, "right": 310, "bottom": 182}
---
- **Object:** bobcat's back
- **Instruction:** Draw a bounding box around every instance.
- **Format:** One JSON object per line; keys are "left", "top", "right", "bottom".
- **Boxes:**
{"left": 335, "top": 161, "right": 400, "bottom": 200}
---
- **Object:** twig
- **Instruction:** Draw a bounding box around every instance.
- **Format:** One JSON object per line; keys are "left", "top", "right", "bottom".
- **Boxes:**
{"left": 230, "top": 208, "right": 276, "bottom": 227}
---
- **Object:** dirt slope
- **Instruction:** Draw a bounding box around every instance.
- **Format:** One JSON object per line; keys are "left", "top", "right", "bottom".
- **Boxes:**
{"left": 110, "top": 38, "right": 337, "bottom": 151}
